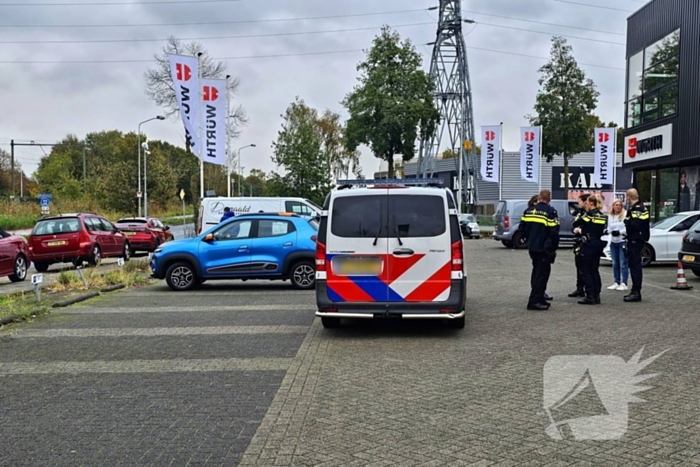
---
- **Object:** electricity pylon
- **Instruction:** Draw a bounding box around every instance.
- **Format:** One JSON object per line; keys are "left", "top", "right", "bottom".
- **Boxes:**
{"left": 418, "top": 0, "right": 478, "bottom": 212}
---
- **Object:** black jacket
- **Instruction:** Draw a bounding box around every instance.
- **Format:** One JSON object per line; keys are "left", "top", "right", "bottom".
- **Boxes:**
{"left": 519, "top": 202, "right": 560, "bottom": 254}
{"left": 573, "top": 208, "right": 607, "bottom": 257}
{"left": 625, "top": 201, "right": 650, "bottom": 242}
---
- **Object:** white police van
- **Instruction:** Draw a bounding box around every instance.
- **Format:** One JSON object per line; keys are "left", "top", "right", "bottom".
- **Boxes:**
{"left": 198, "top": 197, "right": 322, "bottom": 234}
{"left": 315, "top": 179, "right": 466, "bottom": 329}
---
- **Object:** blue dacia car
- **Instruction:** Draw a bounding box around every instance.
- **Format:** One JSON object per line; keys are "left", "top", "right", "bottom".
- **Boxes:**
{"left": 151, "top": 213, "right": 318, "bottom": 291}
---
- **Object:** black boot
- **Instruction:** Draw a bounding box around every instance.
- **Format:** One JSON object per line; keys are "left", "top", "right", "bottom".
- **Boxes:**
{"left": 568, "top": 288, "right": 585, "bottom": 298}
{"left": 578, "top": 294, "right": 596, "bottom": 305}
{"left": 544, "top": 293, "right": 553, "bottom": 301}
{"left": 624, "top": 290, "right": 642, "bottom": 302}
{"left": 594, "top": 288, "right": 601, "bottom": 304}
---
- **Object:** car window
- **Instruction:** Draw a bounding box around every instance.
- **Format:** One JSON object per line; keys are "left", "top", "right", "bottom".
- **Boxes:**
{"left": 652, "top": 214, "right": 687, "bottom": 230}
{"left": 389, "top": 195, "right": 446, "bottom": 238}
{"left": 303, "top": 199, "right": 322, "bottom": 212}
{"left": 85, "top": 217, "right": 102, "bottom": 231}
{"left": 285, "top": 201, "right": 313, "bottom": 215}
{"left": 569, "top": 202, "right": 579, "bottom": 216}
{"left": 32, "top": 218, "right": 81, "bottom": 235}
{"left": 257, "top": 220, "right": 295, "bottom": 238}
{"left": 214, "top": 219, "right": 253, "bottom": 240}
{"left": 331, "top": 195, "right": 385, "bottom": 238}
{"left": 118, "top": 218, "right": 147, "bottom": 225}
{"left": 690, "top": 220, "right": 700, "bottom": 233}
{"left": 676, "top": 215, "right": 700, "bottom": 231}
{"left": 100, "top": 218, "right": 115, "bottom": 232}
{"left": 495, "top": 201, "right": 506, "bottom": 216}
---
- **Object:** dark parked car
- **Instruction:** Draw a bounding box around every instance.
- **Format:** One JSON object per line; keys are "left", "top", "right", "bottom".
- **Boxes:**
{"left": 28, "top": 214, "right": 131, "bottom": 272}
{"left": 679, "top": 219, "right": 700, "bottom": 278}
{"left": 0, "top": 227, "right": 29, "bottom": 282}
{"left": 115, "top": 217, "right": 174, "bottom": 254}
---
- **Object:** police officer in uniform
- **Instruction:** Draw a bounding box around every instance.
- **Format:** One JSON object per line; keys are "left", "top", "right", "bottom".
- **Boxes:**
{"left": 519, "top": 190, "right": 560, "bottom": 311}
{"left": 573, "top": 194, "right": 607, "bottom": 305}
{"left": 568, "top": 193, "right": 590, "bottom": 298}
{"left": 623, "top": 188, "right": 650, "bottom": 302}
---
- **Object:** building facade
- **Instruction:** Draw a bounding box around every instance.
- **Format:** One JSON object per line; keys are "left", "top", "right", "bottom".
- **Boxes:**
{"left": 625, "top": 0, "right": 700, "bottom": 221}
{"left": 403, "top": 152, "right": 629, "bottom": 215}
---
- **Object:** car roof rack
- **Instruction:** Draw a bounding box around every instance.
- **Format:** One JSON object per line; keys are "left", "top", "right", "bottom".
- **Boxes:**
{"left": 336, "top": 178, "right": 444, "bottom": 189}
{"left": 235, "top": 212, "right": 301, "bottom": 218}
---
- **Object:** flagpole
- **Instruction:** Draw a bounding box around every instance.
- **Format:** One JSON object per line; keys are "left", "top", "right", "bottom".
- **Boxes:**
{"left": 613, "top": 126, "right": 618, "bottom": 201}
{"left": 539, "top": 125, "right": 543, "bottom": 192}
{"left": 499, "top": 122, "right": 503, "bottom": 201}
{"left": 226, "top": 75, "right": 231, "bottom": 198}
{"left": 197, "top": 52, "right": 204, "bottom": 200}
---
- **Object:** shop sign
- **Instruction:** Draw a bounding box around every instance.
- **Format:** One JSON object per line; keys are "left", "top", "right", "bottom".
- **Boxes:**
{"left": 624, "top": 123, "right": 673, "bottom": 164}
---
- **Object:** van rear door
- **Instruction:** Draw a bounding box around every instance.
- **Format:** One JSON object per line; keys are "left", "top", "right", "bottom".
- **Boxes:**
{"left": 325, "top": 190, "right": 390, "bottom": 303}
{"left": 386, "top": 192, "right": 451, "bottom": 302}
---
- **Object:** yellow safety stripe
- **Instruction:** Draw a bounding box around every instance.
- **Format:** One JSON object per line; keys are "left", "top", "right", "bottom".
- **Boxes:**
{"left": 579, "top": 215, "right": 606, "bottom": 225}
{"left": 521, "top": 214, "right": 559, "bottom": 227}
{"left": 630, "top": 211, "right": 650, "bottom": 220}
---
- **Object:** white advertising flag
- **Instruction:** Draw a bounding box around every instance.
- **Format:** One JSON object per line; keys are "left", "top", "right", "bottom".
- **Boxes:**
{"left": 520, "top": 127, "right": 540, "bottom": 184}
{"left": 168, "top": 54, "right": 200, "bottom": 152}
{"left": 201, "top": 79, "right": 227, "bottom": 166}
{"left": 480, "top": 125, "right": 500, "bottom": 183}
{"left": 594, "top": 128, "right": 615, "bottom": 185}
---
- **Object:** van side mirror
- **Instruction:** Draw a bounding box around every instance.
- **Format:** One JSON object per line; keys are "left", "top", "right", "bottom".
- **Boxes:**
{"left": 204, "top": 233, "right": 214, "bottom": 242}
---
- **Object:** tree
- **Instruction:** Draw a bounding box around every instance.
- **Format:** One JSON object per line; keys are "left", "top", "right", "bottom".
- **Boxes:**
{"left": 586, "top": 116, "right": 624, "bottom": 152}
{"left": 343, "top": 26, "right": 440, "bottom": 178}
{"left": 317, "top": 109, "right": 362, "bottom": 180}
{"left": 527, "top": 37, "right": 599, "bottom": 198}
{"left": 267, "top": 97, "right": 333, "bottom": 205}
{"left": 144, "top": 37, "right": 248, "bottom": 148}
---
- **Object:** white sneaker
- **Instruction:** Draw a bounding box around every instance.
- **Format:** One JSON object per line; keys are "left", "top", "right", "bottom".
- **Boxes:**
{"left": 607, "top": 283, "right": 620, "bottom": 290}
{"left": 617, "top": 283, "right": 628, "bottom": 291}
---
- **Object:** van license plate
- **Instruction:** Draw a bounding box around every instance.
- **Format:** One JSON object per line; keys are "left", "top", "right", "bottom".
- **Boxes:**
{"left": 47, "top": 240, "right": 67, "bottom": 246}
{"left": 683, "top": 255, "right": 696, "bottom": 262}
{"left": 334, "top": 257, "right": 381, "bottom": 275}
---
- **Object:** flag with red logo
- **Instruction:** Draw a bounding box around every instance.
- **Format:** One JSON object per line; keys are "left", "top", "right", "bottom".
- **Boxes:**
{"left": 594, "top": 128, "right": 615, "bottom": 185}
{"left": 520, "top": 127, "right": 540, "bottom": 184}
{"left": 168, "top": 54, "right": 200, "bottom": 152}
{"left": 201, "top": 79, "right": 227, "bottom": 166}
{"left": 480, "top": 125, "right": 500, "bottom": 183}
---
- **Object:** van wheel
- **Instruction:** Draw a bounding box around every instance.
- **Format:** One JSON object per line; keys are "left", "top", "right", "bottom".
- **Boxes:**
{"left": 34, "top": 262, "right": 50, "bottom": 273}
{"left": 9, "top": 254, "right": 28, "bottom": 282}
{"left": 512, "top": 232, "right": 527, "bottom": 249}
{"left": 321, "top": 317, "right": 341, "bottom": 328}
{"left": 502, "top": 240, "right": 513, "bottom": 248}
{"left": 448, "top": 316, "right": 465, "bottom": 329}
{"left": 290, "top": 261, "right": 315, "bottom": 290}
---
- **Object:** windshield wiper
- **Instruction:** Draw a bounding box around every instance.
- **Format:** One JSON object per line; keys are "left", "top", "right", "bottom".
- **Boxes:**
{"left": 394, "top": 226, "right": 403, "bottom": 246}
{"left": 373, "top": 213, "right": 382, "bottom": 246}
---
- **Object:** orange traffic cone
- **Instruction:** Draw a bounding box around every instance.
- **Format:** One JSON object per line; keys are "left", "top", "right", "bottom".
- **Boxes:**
{"left": 670, "top": 262, "right": 694, "bottom": 290}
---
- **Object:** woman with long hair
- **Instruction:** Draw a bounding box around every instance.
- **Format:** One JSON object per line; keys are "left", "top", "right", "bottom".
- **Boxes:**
{"left": 606, "top": 199, "right": 628, "bottom": 291}
{"left": 573, "top": 194, "right": 608, "bottom": 305}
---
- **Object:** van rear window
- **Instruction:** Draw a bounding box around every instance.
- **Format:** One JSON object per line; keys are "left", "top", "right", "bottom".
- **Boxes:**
{"left": 330, "top": 195, "right": 446, "bottom": 238}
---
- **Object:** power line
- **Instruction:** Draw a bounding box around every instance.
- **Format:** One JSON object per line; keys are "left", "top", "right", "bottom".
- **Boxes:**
{"left": 0, "top": 8, "right": 427, "bottom": 28}
{"left": 0, "top": 0, "right": 246, "bottom": 6}
{"left": 476, "top": 21, "right": 624, "bottom": 46}
{"left": 0, "top": 22, "right": 434, "bottom": 44}
{"left": 466, "top": 45, "right": 625, "bottom": 71}
{"left": 552, "top": 0, "right": 634, "bottom": 12}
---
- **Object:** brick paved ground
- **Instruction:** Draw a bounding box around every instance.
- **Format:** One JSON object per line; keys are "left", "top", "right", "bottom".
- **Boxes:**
{"left": 2, "top": 240, "right": 700, "bottom": 466}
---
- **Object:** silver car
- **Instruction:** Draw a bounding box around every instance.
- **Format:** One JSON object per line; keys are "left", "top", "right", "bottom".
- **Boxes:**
{"left": 459, "top": 214, "right": 480, "bottom": 239}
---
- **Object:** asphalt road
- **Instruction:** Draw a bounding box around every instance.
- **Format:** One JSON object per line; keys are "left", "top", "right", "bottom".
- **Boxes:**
{"left": 1, "top": 239, "right": 699, "bottom": 466}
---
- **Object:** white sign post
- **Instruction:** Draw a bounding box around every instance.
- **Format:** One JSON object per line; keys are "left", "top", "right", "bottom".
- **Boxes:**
{"left": 117, "top": 258, "right": 125, "bottom": 267}
{"left": 31, "top": 274, "right": 43, "bottom": 302}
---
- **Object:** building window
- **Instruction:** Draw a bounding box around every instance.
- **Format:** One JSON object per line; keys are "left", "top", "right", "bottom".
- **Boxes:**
{"left": 625, "top": 29, "right": 680, "bottom": 129}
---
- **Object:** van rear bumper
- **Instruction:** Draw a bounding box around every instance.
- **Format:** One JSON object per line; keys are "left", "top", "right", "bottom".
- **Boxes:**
{"left": 315, "top": 278, "right": 466, "bottom": 319}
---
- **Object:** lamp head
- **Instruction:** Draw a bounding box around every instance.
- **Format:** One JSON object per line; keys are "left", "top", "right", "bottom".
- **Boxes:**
{"left": 141, "top": 142, "right": 149, "bottom": 150}
{"left": 156, "top": 115, "right": 165, "bottom": 120}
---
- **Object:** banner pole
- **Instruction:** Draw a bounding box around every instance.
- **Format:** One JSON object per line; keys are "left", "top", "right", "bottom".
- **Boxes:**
{"left": 226, "top": 75, "right": 231, "bottom": 198}
{"left": 198, "top": 53, "right": 204, "bottom": 200}
{"left": 499, "top": 122, "right": 503, "bottom": 201}
{"left": 613, "top": 126, "right": 618, "bottom": 200}
{"left": 539, "top": 125, "right": 543, "bottom": 192}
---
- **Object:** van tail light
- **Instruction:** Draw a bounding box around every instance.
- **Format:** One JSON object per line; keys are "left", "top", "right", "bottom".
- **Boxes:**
{"left": 451, "top": 240, "right": 463, "bottom": 271}
{"left": 79, "top": 229, "right": 91, "bottom": 245}
{"left": 316, "top": 242, "right": 326, "bottom": 271}
{"left": 504, "top": 216, "right": 510, "bottom": 228}
{"left": 682, "top": 233, "right": 688, "bottom": 243}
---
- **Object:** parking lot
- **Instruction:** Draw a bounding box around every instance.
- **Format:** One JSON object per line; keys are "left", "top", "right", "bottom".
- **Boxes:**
{"left": 1, "top": 239, "right": 699, "bottom": 466}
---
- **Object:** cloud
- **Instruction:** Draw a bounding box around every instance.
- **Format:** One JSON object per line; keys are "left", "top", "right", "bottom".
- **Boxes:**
{"left": 0, "top": 0, "right": 630, "bottom": 181}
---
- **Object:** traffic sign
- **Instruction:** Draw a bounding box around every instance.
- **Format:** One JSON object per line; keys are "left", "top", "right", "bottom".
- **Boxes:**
{"left": 117, "top": 258, "right": 124, "bottom": 267}
{"left": 463, "top": 140, "right": 473, "bottom": 150}
{"left": 40, "top": 197, "right": 50, "bottom": 207}
{"left": 31, "top": 274, "right": 43, "bottom": 285}
{"left": 137, "top": 191, "right": 143, "bottom": 198}
{"left": 179, "top": 189, "right": 185, "bottom": 200}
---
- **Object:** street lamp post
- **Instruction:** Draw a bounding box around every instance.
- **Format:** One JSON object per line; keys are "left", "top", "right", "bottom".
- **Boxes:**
{"left": 237, "top": 144, "right": 256, "bottom": 197}
{"left": 137, "top": 115, "right": 165, "bottom": 217}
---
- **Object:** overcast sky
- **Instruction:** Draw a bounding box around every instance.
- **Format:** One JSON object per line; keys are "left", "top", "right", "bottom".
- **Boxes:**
{"left": 0, "top": 0, "right": 637, "bottom": 184}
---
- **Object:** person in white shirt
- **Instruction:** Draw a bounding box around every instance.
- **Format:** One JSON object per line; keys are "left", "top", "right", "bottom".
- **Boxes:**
{"left": 607, "top": 199, "right": 629, "bottom": 291}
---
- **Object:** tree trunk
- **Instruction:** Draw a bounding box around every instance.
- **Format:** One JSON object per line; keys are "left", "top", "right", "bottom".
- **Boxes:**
{"left": 387, "top": 157, "right": 394, "bottom": 179}
{"left": 563, "top": 155, "right": 569, "bottom": 200}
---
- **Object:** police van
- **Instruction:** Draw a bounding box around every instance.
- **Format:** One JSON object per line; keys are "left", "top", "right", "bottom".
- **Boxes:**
{"left": 198, "top": 197, "right": 322, "bottom": 234}
{"left": 315, "top": 179, "right": 466, "bottom": 329}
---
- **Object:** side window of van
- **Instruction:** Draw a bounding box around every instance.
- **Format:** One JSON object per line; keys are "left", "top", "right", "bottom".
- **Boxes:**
{"left": 285, "top": 201, "right": 313, "bottom": 215}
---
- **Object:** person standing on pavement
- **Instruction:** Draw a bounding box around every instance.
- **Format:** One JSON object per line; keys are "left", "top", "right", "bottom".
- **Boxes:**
{"left": 573, "top": 194, "right": 607, "bottom": 305}
{"left": 519, "top": 189, "right": 560, "bottom": 311}
{"left": 219, "top": 207, "right": 235, "bottom": 223}
{"left": 606, "top": 199, "right": 629, "bottom": 292}
{"left": 568, "top": 193, "right": 591, "bottom": 298}
{"left": 518, "top": 194, "right": 553, "bottom": 302}
{"left": 623, "top": 188, "right": 650, "bottom": 302}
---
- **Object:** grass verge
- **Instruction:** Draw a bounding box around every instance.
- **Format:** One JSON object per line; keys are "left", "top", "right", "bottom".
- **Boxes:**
{"left": 162, "top": 215, "right": 194, "bottom": 225}
{"left": 47, "top": 260, "right": 152, "bottom": 293}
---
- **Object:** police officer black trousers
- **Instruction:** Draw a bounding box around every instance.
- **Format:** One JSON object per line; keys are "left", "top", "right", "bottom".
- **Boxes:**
{"left": 579, "top": 253, "right": 602, "bottom": 304}
{"left": 529, "top": 251, "right": 552, "bottom": 308}
{"left": 627, "top": 239, "right": 644, "bottom": 297}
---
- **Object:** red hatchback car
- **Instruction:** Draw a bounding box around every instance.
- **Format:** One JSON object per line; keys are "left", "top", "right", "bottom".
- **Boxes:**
{"left": 0, "top": 227, "right": 30, "bottom": 282}
{"left": 115, "top": 217, "right": 174, "bottom": 254}
{"left": 28, "top": 214, "right": 131, "bottom": 272}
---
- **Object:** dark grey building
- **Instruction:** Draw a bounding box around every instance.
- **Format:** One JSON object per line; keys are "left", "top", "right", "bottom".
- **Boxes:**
{"left": 624, "top": 0, "right": 700, "bottom": 220}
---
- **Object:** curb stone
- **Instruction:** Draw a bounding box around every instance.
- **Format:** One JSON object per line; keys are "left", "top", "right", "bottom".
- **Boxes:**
{"left": 101, "top": 283, "right": 126, "bottom": 293}
{"left": 52, "top": 291, "right": 100, "bottom": 308}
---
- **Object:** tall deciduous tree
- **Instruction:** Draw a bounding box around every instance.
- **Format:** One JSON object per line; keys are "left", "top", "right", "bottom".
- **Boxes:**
{"left": 528, "top": 36, "right": 599, "bottom": 198}
{"left": 343, "top": 26, "right": 439, "bottom": 178}
{"left": 143, "top": 37, "right": 248, "bottom": 148}
{"left": 267, "top": 97, "right": 333, "bottom": 206}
